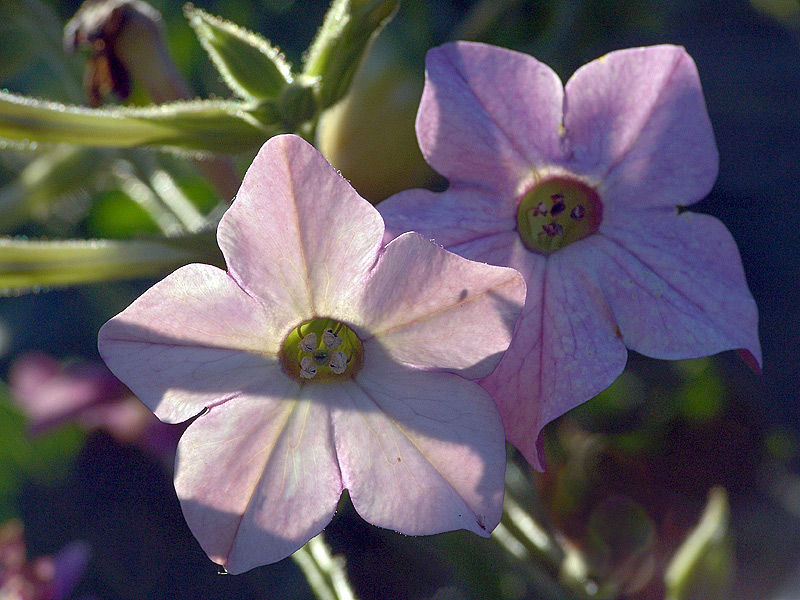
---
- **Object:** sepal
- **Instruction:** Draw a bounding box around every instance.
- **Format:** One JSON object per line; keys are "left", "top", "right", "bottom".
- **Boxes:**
{"left": 185, "top": 5, "right": 292, "bottom": 101}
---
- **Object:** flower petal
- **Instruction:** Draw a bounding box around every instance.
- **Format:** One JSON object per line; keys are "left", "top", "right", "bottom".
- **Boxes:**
{"left": 595, "top": 210, "right": 762, "bottom": 368}
{"left": 481, "top": 249, "right": 628, "bottom": 470}
{"left": 218, "top": 134, "right": 385, "bottom": 322}
{"left": 359, "top": 232, "right": 525, "bottom": 379}
{"left": 333, "top": 354, "right": 506, "bottom": 536}
{"left": 175, "top": 387, "right": 342, "bottom": 574}
{"left": 419, "top": 42, "right": 564, "bottom": 196}
{"left": 98, "top": 264, "right": 282, "bottom": 423}
{"left": 379, "top": 187, "right": 516, "bottom": 247}
{"left": 564, "top": 45, "right": 718, "bottom": 208}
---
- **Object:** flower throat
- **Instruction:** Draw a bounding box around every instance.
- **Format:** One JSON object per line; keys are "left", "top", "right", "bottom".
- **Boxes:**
{"left": 516, "top": 176, "right": 602, "bottom": 254}
{"left": 281, "top": 318, "right": 363, "bottom": 382}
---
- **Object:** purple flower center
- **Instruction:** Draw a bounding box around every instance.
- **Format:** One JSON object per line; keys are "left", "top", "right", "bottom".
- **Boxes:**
{"left": 516, "top": 176, "right": 603, "bottom": 254}
{"left": 280, "top": 318, "right": 363, "bottom": 382}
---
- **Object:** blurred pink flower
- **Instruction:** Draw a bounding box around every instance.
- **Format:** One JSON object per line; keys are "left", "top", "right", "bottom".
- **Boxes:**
{"left": 0, "top": 520, "right": 89, "bottom": 600}
{"left": 8, "top": 353, "right": 181, "bottom": 459}
{"left": 98, "top": 134, "right": 525, "bottom": 573}
{"left": 379, "top": 42, "right": 762, "bottom": 470}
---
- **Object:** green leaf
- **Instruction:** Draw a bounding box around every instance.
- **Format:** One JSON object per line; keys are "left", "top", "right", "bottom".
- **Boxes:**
{"left": 185, "top": 4, "right": 293, "bottom": 101}
{"left": 0, "top": 389, "right": 84, "bottom": 522}
{"left": 665, "top": 487, "right": 733, "bottom": 600}
{"left": 0, "top": 91, "right": 279, "bottom": 153}
{"left": 303, "top": 0, "right": 400, "bottom": 110}
{"left": 0, "top": 146, "right": 109, "bottom": 232}
{"left": 0, "top": 233, "right": 224, "bottom": 294}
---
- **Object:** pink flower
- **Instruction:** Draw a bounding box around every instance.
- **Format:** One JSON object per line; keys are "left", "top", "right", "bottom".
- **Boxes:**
{"left": 0, "top": 520, "right": 90, "bottom": 600}
{"left": 97, "top": 134, "right": 525, "bottom": 573}
{"left": 379, "top": 42, "right": 761, "bottom": 470}
{"left": 8, "top": 353, "right": 181, "bottom": 459}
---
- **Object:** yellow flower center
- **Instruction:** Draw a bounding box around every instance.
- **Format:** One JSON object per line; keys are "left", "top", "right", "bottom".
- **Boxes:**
{"left": 280, "top": 318, "right": 363, "bottom": 382}
{"left": 516, "top": 176, "right": 602, "bottom": 254}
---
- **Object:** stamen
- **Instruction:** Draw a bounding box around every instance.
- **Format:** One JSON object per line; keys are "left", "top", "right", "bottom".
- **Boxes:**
{"left": 300, "top": 356, "right": 317, "bottom": 379}
{"left": 550, "top": 195, "right": 566, "bottom": 217}
{"left": 570, "top": 205, "right": 585, "bottom": 220}
{"left": 541, "top": 222, "right": 563, "bottom": 237}
{"left": 323, "top": 329, "right": 342, "bottom": 349}
{"left": 329, "top": 351, "right": 347, "bottom": 374}
{"left": 281, "top": 318, "right": 364, "bottom": 382}
{"left": 299, "top": 333, "right": 317, "bottom": 353}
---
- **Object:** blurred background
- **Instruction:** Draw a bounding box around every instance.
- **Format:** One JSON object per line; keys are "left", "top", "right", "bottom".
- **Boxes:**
{"left": 0, "top": 0, "right": 798, "bottom": 598}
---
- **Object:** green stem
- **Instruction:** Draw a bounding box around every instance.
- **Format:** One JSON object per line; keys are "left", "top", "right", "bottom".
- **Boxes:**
{"left": 291, "top": 535, "right": 358, "bottom": 600}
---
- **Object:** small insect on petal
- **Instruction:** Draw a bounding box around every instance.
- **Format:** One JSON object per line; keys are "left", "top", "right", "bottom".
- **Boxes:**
{"left": 329, "top": 351, "right": 348, "bottom": 374}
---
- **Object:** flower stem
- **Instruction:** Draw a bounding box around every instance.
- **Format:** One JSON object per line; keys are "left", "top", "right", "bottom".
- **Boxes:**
{"left": 291, "top": 534, "right": 358, "bottom": 600}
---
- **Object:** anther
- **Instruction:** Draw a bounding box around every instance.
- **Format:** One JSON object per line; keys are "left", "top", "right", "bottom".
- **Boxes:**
{"left": 300, "top": 356, "right": 317, "bottom": 379}
{"left": 570, "top": 205, "right": 585, "bottom": 220}
{"left": 550, "top": 194, "right": 566, "bottom": 217}
{"left": 533, "top": 201, "right": 548, "bottom": 216}
{"left": 541, "top": 222, "right": 563, "bottom": 237}
{"left": 329, "top": 351, "right": 347, "bottom": 374}
{"left": 323, "top": 329, "right": 342, "bottom": 349}
{"left": 299, "top": 333, "right": 317, "bottom": 353}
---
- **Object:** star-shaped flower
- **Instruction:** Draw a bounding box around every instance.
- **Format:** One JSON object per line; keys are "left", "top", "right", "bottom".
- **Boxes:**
{"left": 379, "top": 42, "right": 761, "bottom": 470}
{"left": 97, "top": 134, "right": 525, "bottom": 573}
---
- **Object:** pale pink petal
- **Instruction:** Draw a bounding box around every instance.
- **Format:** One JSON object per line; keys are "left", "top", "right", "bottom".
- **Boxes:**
{"left": 418, "top": 42, "right": 564, "bottom": 197}
{"left": 564, "top": 45, "right": 718, "bottom": 208}
{"left": 359, "top": 233, "right": 525, "bottom": 379}
{"left": 175, "top": 387, "right": 342, "bottom": 574}
{"left": 594, "top": 210, "right": 762, "bottom": 368}
{"left": 98, "top": 264, "right": 283, "bottom": 423}
{"left": 481, "top": 249, "right": 628, "bottom": 470}
{"left": 332, "top": 353, "right": 506, "bottom": 536}
{"left": 379, "top": 187, "right": 516, "bottom": 246}
{"left": 448, "top": 231, "right": 536, "bottom": 276}
{"left": 218, "top": 134, "right": 384, "bottom": 322}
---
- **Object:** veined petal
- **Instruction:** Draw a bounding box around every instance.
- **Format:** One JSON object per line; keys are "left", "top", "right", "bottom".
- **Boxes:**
{"left": 379, "top": 187, "right": 516, "bottom": 246}
{"left": 218, "top": 135, "right": 385, "bottom": 321}
{"left": 333, "top": 354, "right": 506, "bottom": 536}
{"left": 98, "top": 264, "right": 284, "bottom": 423}
{"left": 419, "top": 42, "right": 564, "bottom": 197}
{"left": 175, "top": 387, "right": 342, "bottom": 574}
{"left": 481, "top": 249, "right": 627, "bottom": 470}
{"left": 596, "top": 210, "right": 762, "bottom": 368}
{"left": 359, "top": 233, "right": 525, "bottom": 379}
{"left": 564, "top": 45, "right": 718, "bottom": 208}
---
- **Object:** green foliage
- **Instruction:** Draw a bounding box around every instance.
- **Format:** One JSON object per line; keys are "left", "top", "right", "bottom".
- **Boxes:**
{"left": 0, "top": 233, "right": 223, "bottom": 294}
{"left": 0, "top": 387, "right": 84, "bottom": 522}
{"left": 0, "top": 92, "right": 277, "bottom": 154}
{"left": 186, "top": 4, "right": 293, "bottom": 101}
{"left": 303, "top": 0, "right": 400, "bottom": 110}
{"left": 665, "top": 488, "right": 734, "bottom": 600}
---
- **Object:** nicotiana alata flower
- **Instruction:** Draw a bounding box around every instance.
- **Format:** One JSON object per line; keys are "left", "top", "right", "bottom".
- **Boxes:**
{"left": 97, "top": 134, "right": 525, "bottom": 573}
{"left": 379, "top": 42, "right": 762, "bottom": 470}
